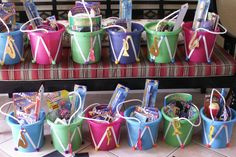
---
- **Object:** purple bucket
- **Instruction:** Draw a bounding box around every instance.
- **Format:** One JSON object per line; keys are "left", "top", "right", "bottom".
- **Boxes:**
{"left": 107, "top": 23, "right": 144, "bottom": 64}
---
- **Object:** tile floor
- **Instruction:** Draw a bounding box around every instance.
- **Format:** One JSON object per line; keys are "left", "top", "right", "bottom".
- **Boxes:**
{"left": 0, "top": 89, "right": 235, "bottom": 157}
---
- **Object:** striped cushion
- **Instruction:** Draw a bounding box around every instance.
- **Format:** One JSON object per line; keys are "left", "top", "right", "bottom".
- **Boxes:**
{"left": 0, "top": 45, "right": 235, "bottom": 80}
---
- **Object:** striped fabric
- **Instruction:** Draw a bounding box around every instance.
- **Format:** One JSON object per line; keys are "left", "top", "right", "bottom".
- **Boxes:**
{"left": 0, "top": 45, "right": 235, "bottom": 80}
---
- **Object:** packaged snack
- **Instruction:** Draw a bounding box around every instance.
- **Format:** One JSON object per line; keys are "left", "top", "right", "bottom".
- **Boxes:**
{"left": 46, "top": 90, "right": 69, "bottom": 111}
{"left": 142, "top": 79, "right": 159, "bottom": 108}
{"left": 108, "top": 84, "right": 129, "bottom": 115}
{"left": 70, "top": 1, "right": 100, "bottom": 16}
{"left": 23, "top": 0, "right": 42, "bottom": 29}
{"left": 13, "top": 85, "right": 44, "bottom": 124}
{"left": 192, "top": 0, "right": 210, "bottom": 30}
{"left": 0, "top": 2, "right": 16, "bottom": 32}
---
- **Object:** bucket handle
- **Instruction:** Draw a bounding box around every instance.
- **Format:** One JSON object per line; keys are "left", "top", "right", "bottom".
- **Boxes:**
{"left": 0, "top": 101, "right": 22, "bottom": 125}
{"left": 67, "top": 91, "right": 83, "bottom": 125}
{"left": 209, "top": 88, "right": 232, "bottom": 122}
{"left": 77, "top": 103, "right": 111, "bottom": 124}
{"left": 20, "top": 17, "right": 49, "bottom": 33}
{"left": 194, "top": 23, "right": 227, "bottom": 35}
{"left": 155, "top": 9, "right": 180, "bottom": 32}
{"left": 103, "top": 25, "right": 127, "bottom": 33}
{"left": 116, "top": 99, "right": 144, "bottom": 124}
{"left": 172, "top": 103, "right": 201, "bottom": 127}
{"left": 0, "top": 17, "right": 10, "bottom": 33}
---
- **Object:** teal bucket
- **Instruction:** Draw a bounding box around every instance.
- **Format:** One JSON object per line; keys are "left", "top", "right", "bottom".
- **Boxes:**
{"left": 201, "top": 108, "right": 236, "bottom": 148}
{"left": 0, "top": 23, "right": 24, "bottom": 65}
{"left": 7, "top": 111, "right": 45, "bottom": 152}
{"left": 124, "top": 106, "right": 162, "bottom": 150}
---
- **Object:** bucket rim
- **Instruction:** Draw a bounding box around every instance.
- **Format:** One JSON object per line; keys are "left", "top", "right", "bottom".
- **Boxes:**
{"left": 106, "top": 22, "right": 144, "bottom": 35}
{"left": 6, "top": 111, "right": 45, "bottom": 128}
{"left": 161, "top": 104, "right": 199, "bottom": 124}
{"left": 69, "top": 14, "right": 102, "bottom": 19}
{"left": 200, "top": 107, "right": 236, "bottom": 124}
{"left": 67, "top": 26, "right": 104, "bottom": 35}
{"left": 124, "top": 105, "right": 162, "bottom": 125}
{"left": 46, "top": 113, "right": 84, "bottom": 128}
{"left": 182, "top": 21, "right": 220, "bottom": 34}
{"left": 144, "top": 21, "right": 181, "bottom": 36}
{"left": 27, "top": 23, "right": 66, "bottom": 35}
{"left": 0, "top": 23, "right": 23, "bottom": 35}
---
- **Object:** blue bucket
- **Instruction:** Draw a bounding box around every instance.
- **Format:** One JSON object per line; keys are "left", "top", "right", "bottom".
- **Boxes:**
{"left": 200, "top": 107, "right": 236, "bottom": 148}
{"left": 124, "top": 106, "right": 162, "bottom": 150}
{"left": 0, "top": 23, "right": 24, "bottom": 65}
{"left": 6, "top": 111, "right": 45, "bottom": 152}
{"left": 107, "top": 23, "right": 144, "bottom": 64}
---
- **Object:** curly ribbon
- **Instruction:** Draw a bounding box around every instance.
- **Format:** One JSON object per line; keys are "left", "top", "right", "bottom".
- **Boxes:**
{"left": 89, "top": 36, "right": 95, "bottom": 62}
{"left": 18, "top": 129, "right": 28, "bottom": 148}
{"left": 6, "top": 35, "right": 16, "bottom": 59}
{"left": 172, "top": 119, "right": 182, "bottom": 136}
{"left": 122, "top": 36, "right": 132, "bottom": 57}
{"left": 150, "top": 37, "right": 159, "bottom": 57}
{"left": 188, "top": 32, "right": 199, "bottom": 50}
{"left": 106, "top": 126, "right": 112, "bottom": 145}
{"left": 137, "top": 129, "right": 142, "bottom": 150}
{"left": 208, "top": 125, "right": 214, "bottom": 142}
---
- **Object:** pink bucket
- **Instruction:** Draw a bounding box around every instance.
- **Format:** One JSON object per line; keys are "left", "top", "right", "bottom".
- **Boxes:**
{"left": 85, "top": 104, "right": 123, "bottom": 151}
{"left": 27, "top": 23, "right": 65, "bottom": 64}
{"left": 183, "top": 22, "right": 223, "bottom": 63}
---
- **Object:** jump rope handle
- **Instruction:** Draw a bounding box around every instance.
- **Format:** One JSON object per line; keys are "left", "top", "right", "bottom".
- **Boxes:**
{"left": 155, "top": 9, "right": 180, "bottom": 32}
{"left": 20, "top": 17, "right": 49, "bottom": 33}
{"left": 209, "top": 88, "right": 228, "bottom": 122}
{"left": 0, "top": 17, "right": 10, "bottom": 33}
{"left": 77, "top": 103, "right": 111, "bottom": 124}
{"left": 194, "top": 23, "right": 227, "bottom": 35}
{"left": 116, "top": 99, "right": 144, "bottom": 124}
{"left": 0, "top": 101, "right": 22, "bottom": 125}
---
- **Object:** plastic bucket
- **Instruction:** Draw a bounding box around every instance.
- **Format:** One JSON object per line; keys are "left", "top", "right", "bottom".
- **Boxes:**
{"left": 107, "top": 23, "right": 144, "bottom": 64}
{"left": 47, "top": 116, "right": 83, "bottom": 153}
{"left": 161, "top": 93, "right": 200, "bottom": 148}
{"left": 67, "top": 28, "right": 104, "bottom": 64}
{"left": 182, "top": 22, "right": 221, "bottom": 63}
{"left": 124, "top": 106, "right": 162, "bottom": 150}
{"left": 26, "top": 23, "right": 65, "bottom": 64}
{"left": 0, "top": 23, "right": 24, "bottom": 65}
{"left": 200, "top": 108, "right": 236, "bottom": 148}
{"left": 46, "top": 91, "right": 85, "bottom": 154}
{"left": 7, "top": 111, "right": 45, "bottom": 152}
{"left": 145, "top": 21, "right": 181, "bottom": 63}
{"left": 85, "top": 104, "right": 123, "bottom": 151}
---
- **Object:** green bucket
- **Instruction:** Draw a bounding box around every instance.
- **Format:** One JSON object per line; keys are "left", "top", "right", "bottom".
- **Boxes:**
{"left": 67, "top": 27, "right": 104, "bottom": 64}
{"left": 47, "top": 116, "right": 83, "bottom": 153}
{"left": 144, "top": 21, "right": 181, "bottom": 63}
{"left": 161, "top": 93, "right": 200, "bottom": 148}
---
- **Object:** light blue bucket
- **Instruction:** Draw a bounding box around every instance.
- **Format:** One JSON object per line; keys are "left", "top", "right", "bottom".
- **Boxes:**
{"left": 0, "top": 23, "right": 24, "bottom": 65}
{"left": 200, "top": 107, "right": 236, "bottom": 148}
{"left": 124, "top": 105, "right": 162, "bottom": 150}
{"left": 7, "top": 111, "right": 45, "bottom": 152}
